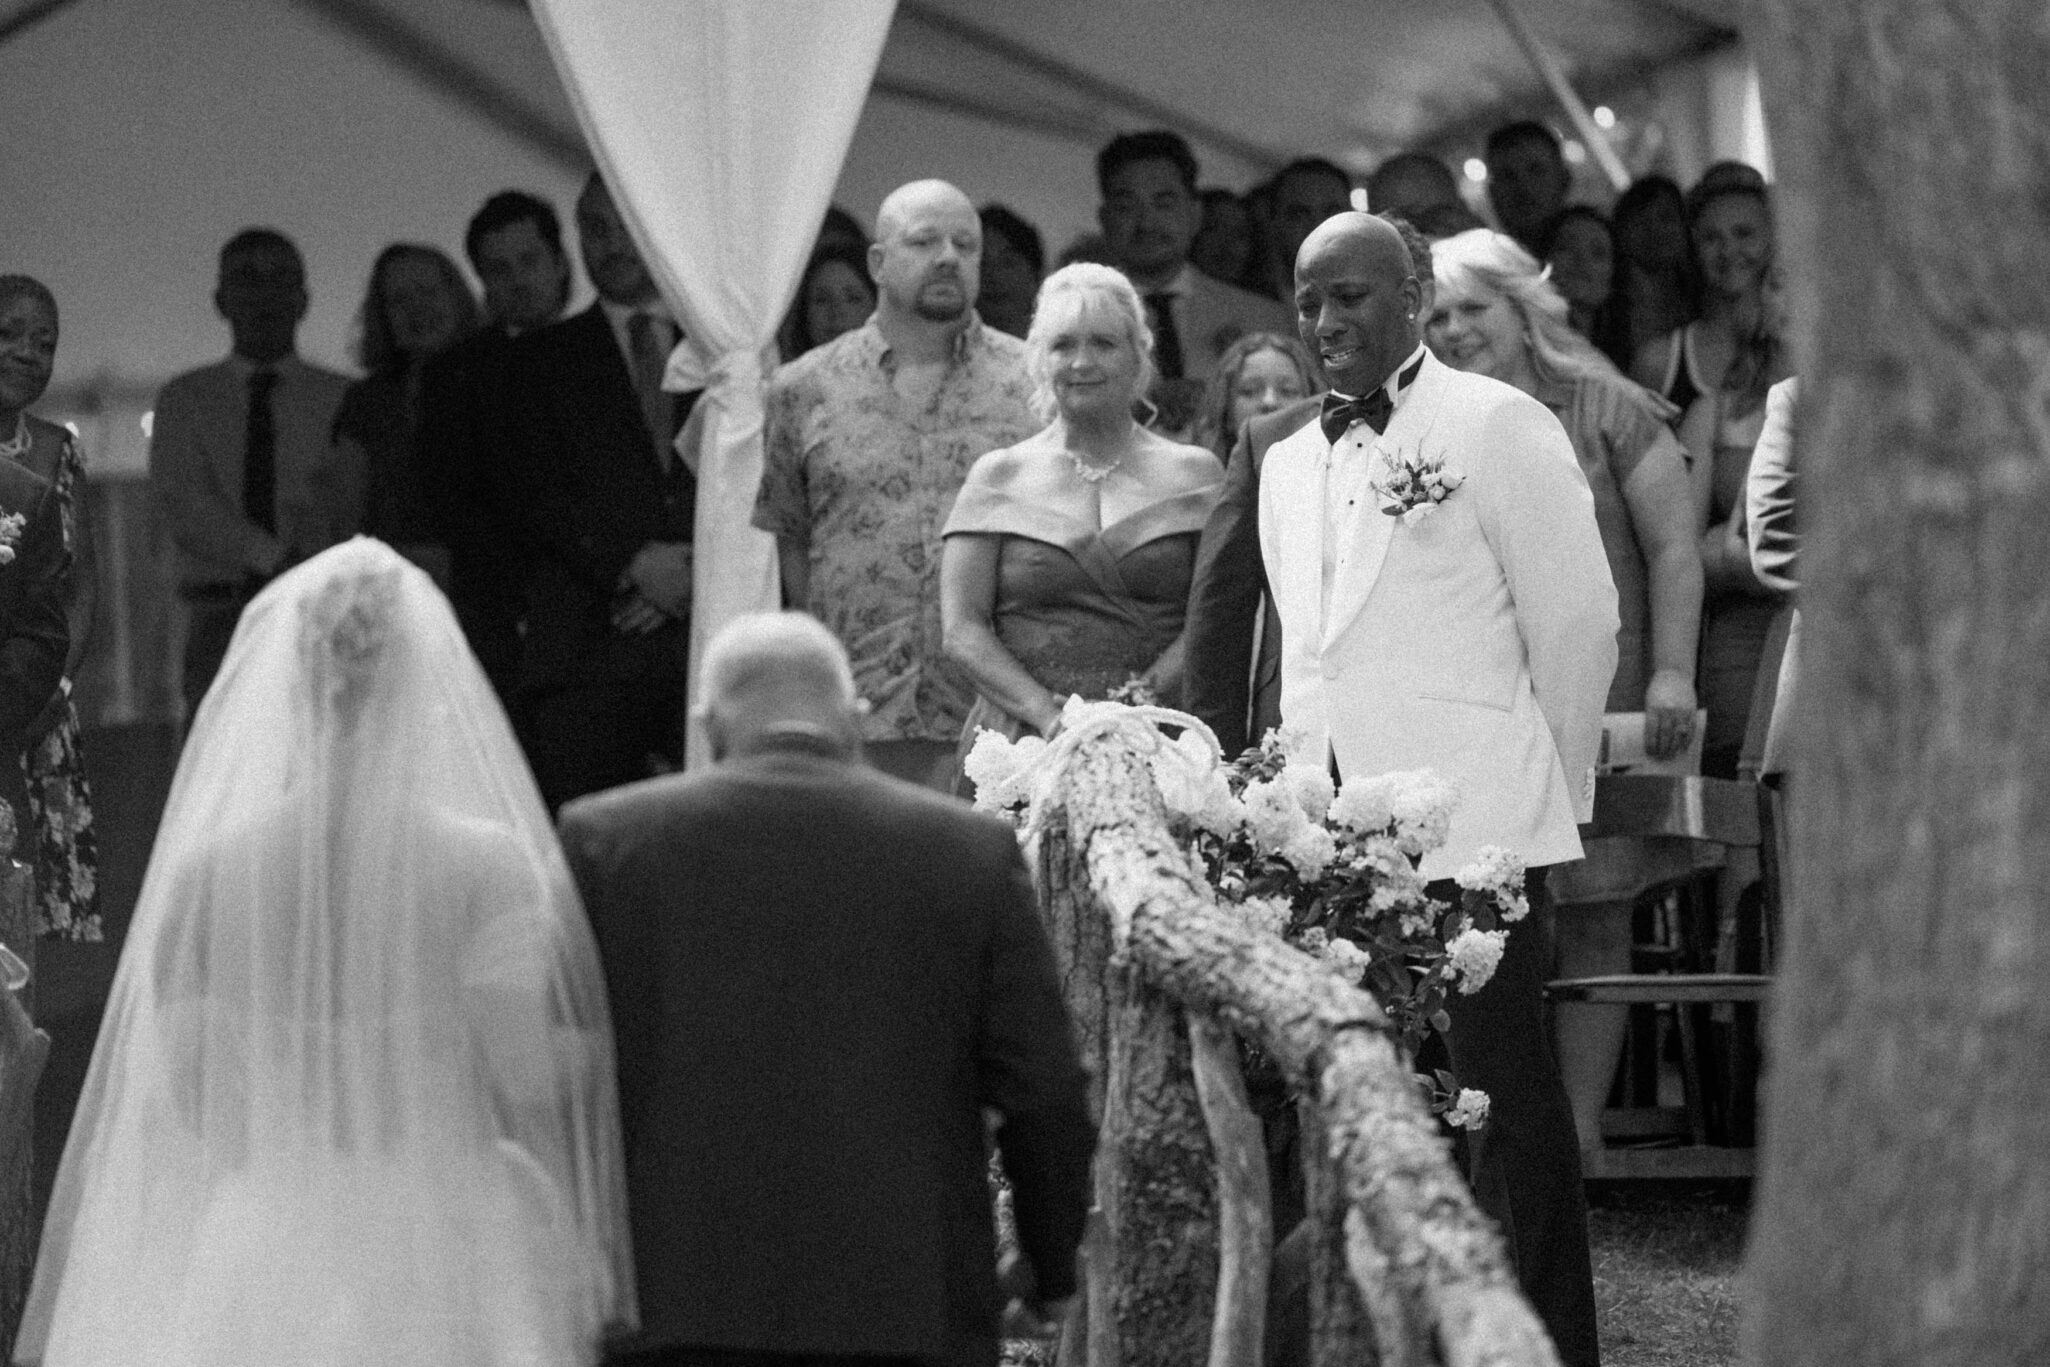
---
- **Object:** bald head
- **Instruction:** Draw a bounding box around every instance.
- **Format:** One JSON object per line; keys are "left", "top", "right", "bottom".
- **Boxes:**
{"left": 697, "top": 612, "right": 865, "bottom": 758}
{"left": 1294, "top": 212, "right": 1422, "bottom": 398}
{"left": 871, "top": 180, "right": 981, "bottom": 326}
{"left": 876, "top": 180, "right": 975, "bottom": 243}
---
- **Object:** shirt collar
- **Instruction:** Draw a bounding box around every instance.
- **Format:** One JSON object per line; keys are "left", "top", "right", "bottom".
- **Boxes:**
{"left": 1329, "top": 344, "right": 1428, "bottom": 408}
{"left": 869, "top": 313, "right": 983, "bottom": 370}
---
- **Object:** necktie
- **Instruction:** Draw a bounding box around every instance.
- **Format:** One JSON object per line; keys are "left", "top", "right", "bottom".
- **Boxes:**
{"left": 244, "top": 368, "right": 279, "bottom": 535}
{"left": 627, "top": 312, "right": 673, "bottom": 470}
{"left": 1144, "top": 292, "right": 1185, "bottom": 381}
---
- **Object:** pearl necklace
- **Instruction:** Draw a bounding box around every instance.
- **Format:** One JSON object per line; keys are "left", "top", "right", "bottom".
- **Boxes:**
{"left": 1068, "top": 450, "right": 1123, "bottom": 483}
{"left": 0, "top": 416, "right": 26, "bottom": 462}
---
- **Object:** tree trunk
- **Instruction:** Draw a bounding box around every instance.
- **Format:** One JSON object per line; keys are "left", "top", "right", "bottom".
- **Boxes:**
{"left": 1745, "top": 4, "right": 2050, "bottom": 1363}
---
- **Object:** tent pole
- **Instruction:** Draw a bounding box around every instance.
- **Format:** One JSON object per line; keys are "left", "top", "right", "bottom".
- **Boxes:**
{"left": 0, "top": 0, "right": 84, "bottom": 47}
{"left": 1484, "top": 0, "right": 1632, "bottom": 191}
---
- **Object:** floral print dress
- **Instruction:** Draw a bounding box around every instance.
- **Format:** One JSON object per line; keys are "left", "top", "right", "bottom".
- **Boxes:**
{"left": 18, "top": 430, "right": 97, "bottom": 940}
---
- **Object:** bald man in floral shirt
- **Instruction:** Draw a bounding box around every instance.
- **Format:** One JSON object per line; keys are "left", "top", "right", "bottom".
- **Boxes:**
{"left": 755, "top": 180, "right": 1037, "bottom": 788}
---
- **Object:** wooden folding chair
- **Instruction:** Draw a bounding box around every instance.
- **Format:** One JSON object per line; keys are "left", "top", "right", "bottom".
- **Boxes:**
{"left": 1547, "top": 773, "right": 1772, "bottom": 1179}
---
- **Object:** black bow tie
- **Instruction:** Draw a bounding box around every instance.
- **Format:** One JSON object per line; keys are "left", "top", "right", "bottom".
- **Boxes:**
{"left": 1320, "top": 388, "right": 1393, "bottom": 444}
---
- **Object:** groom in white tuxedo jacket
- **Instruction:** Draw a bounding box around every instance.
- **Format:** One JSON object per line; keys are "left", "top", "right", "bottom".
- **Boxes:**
{"left": 1261, "top": 214, "right": 1614, "bottom": 1366}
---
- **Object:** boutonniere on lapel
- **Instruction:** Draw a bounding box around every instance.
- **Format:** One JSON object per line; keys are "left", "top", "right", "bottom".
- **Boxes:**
{"left": 1370, "top": 447, "right": 1466, "bottom": 525}
{"left": 0, "top": 511, "right": 26, "bottom": 565}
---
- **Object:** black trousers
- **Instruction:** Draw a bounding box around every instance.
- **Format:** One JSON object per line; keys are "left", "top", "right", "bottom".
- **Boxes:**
{"left": 1433, "top": 866, "right": 1600, "bottom": 1367}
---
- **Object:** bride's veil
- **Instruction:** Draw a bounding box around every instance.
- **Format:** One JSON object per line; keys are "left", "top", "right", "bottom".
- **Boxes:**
{"left": 16, "top": 539, "right": 633, "bottom": 1365}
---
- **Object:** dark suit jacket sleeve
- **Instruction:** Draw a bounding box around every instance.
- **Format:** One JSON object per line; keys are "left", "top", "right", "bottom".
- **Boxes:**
{"left": 0, "top": 476, "right": 70, "bottom": 751}
{"left": 977, "top": 836, "right": 1095, "bottom": 1302}
{"left": 1183, "top": 421, "right": 1264, "bottom": 757}
{"left": 559, "top": 803, "right": 655, "bottom": 1146}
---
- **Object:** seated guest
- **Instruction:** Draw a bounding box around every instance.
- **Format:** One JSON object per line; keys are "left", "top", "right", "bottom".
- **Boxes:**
{"left": 1263, "top": 157, "right": 1355, "bottom": 298}
{"left": 941, "top": 262, "right": 1223, "bottom": 752}
{"left": 0, "top": 276, "right": 99, "bottom": 941}
{"left": 1483, "top": 120, "right": 1571, "bottom": 252}
{"left": 1365, "top": 150, "right": 1463, "bottom": 225}
{"left": 1541, "top": 205, "right": 1631, "bottom": 367}
{"left": 1426, "top": 227, "right": 1703, "bottom": 1156}
{"left": 419, "top": 189, "right": 575, "bottom": 700}
{"left": 1191, "top": 188, "right": 1271, "bottom": 298}
{"left": 1096, "top": 130, "right": 1291, "bottom": 389}
{"left": 1414, "top": 200, "right": 1487, "bottom": 239}
{"left": 1610, "top": 175, "right": 1697, "bottom": 361}
{"left": 978, "top": 203, "right": 1046, "bottom": 340}
{"left": 151, "top": 228, "right": 354, "bottom": 725}
{"left": 782, "top": 239, "right": 876, "bottom": 359}
{"left": 332, "top": 244, "right": 480, "bottom": 586}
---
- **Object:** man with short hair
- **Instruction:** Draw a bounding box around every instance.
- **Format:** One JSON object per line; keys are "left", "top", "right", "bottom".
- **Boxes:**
{"left": 1267, "top": 156, "right": 1356, "bottom": 290}
{"left": 1096, "top": 129, "right": 1291, "bottom": 385}
{"left": 152, "top": 227, "right": 354, "bottom": 723}
{"left": 421, "top": 189, "right": 576, "bottom": 697}
{"left": 1365, "top": 150, "right": 1465, "bottom": 227}
{"left": 1256, "top": 211, "right": 1612, "bottom": 1365}
{"left": 500, "top": 171, "right": 697, "bottom": 810}
{"left": 563, "top": 611, "right": 1095, "bottom": 1367}
{"left": 1483, "top": 121, "right": 1572, "bottom": 251}
{"left": 755, "top": 179, "right": 1038, "bottom": 788}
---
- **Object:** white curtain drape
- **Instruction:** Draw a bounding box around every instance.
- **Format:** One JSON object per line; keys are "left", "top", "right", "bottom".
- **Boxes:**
{"left": 529, "top": 0, "right": 897, "bottom": 762}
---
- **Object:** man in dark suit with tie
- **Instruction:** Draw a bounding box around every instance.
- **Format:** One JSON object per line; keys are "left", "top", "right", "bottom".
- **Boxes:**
{"left": 502, "top": 172, "right": 698, "bottom": 811}
{"left": 562, "top": 612, "right": 1095, "bottom": 1367}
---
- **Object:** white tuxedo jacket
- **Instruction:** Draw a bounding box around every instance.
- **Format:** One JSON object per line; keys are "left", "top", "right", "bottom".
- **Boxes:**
{"left": 1258, "top": 351, "right": 1617, "bottom": 878}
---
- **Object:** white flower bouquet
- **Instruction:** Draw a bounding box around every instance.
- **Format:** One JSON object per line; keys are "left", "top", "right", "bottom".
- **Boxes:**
{"left": 965, "top": 703, "right": 1529, "bottom": 1128}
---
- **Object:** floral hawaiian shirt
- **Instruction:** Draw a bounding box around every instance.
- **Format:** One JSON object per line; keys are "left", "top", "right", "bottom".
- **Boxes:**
{"left": 755, "top": 318, "right": 1038, "bottom": 742}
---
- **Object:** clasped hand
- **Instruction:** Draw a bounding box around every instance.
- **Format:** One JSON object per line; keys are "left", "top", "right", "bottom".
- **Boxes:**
{"left": 611, "top": 542, "right": 693, "bottom": 635}
{"left": 1643, "top": 668, "right": 1698, "bottom": 761}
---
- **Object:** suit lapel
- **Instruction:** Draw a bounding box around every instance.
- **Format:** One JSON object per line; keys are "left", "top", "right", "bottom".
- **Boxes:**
{"left": 1262, "top": 420, "right": 1330, "bottom": 646}
{"left": 1323, "top": 353, "right": 1451, "bottom": 648}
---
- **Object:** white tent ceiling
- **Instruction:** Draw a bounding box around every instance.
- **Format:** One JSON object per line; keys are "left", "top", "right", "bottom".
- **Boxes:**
{"left": 1, "top": 0, "right": 1741, "bottom": 471}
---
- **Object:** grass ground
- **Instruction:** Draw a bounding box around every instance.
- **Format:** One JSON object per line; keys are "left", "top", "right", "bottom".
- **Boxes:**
{"left": 1589, "top": 1185, "right": 1750, "bottom": 1367}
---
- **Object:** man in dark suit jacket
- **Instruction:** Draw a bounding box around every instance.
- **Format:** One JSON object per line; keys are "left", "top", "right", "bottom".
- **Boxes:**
{"left": 420, "top": 189, "right": 575, "bottom": 702}
{"left": 502, "top": 173, "right": 698, "bottom": 811}
{"left": 1183, "top": 395, "right": 1318, "bottom": 758}
{"left": 562, "top": 612, "right": 1095, "bottom": 1367}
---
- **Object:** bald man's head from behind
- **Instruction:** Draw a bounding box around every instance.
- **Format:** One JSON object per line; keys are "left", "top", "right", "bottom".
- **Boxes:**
{"left": 870, "top": 179, "right": 982, "bottom": 325}
{"left": 696, "top": 612, "right": 868, "bottom": 761}
{"left": 1293, "top": 212, "right": 1422, "bottom": 399}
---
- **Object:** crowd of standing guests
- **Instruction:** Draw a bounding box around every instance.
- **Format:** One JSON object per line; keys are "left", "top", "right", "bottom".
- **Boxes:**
{"left": 14, "top": 113, "right": 1798, "bottom": 1367}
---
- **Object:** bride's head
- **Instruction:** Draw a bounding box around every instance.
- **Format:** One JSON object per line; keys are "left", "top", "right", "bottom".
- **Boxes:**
{"left": 296, "top": 551, "right": 406, "bottom": 738}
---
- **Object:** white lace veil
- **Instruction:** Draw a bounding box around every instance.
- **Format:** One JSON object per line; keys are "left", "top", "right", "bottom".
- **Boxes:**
{"left": 17, "top": 539, "right": 633, "bottom": 1366}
